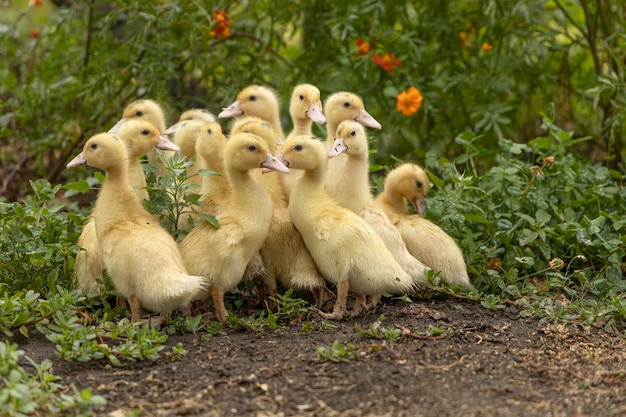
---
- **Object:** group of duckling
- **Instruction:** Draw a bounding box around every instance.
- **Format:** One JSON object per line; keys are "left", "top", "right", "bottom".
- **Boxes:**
{"left": 67, "top": 83, "right": 473, "bottom": 325}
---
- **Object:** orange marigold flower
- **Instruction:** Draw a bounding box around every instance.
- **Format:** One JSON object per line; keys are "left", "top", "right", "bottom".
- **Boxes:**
{"left": 373, "top": 53, "right": 402, "bottom": 73}
{"left": 210, "top": 9, "right": 231, "bottom": 39}
{"left": 481, "top": 42, "right": 493, "bottom": 52}
{"left": 28, "top": 0, "right": 43, "bottom": 6}
{"left": 458, "top": 31, "right": 468, "bottom": 41}
{"left": 355, "top": 37, "right": 371, "bottom": 56}
{"left": 396, "top": 86, "right": 423, "bottom": 116}
{"left": 29, "top": 29, "right": 41, "bottom": 39}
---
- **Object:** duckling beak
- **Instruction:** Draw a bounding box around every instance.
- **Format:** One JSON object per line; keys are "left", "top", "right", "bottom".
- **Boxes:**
{"left": 328, "top": 138, "right": 347, "bottom": 158}
{"left": 411, "top": 197, "right": 426, "bottom": 216}
{"left": 163, "top": 121, "right": 181, "bottom": 135}
{"left": 277, "top": 153, "right": 289, "bottom": 167}
{"left": 67, "top": 152, "right": 87, "bottom": 168}
{"left": 355, "top": 109, "right": 382, "bottom": 130}
{"left": 306, "top": 102, "right": 326, "bottom": 125}
{"left": 218, "top": 101, "right": 243, "bottom": 118}
{"left": 155, "top": 135, "right": 180, "bottom": 152}
{"left": 108, "top": 118, "right": 128, "bottom": 133}
{"left": 261, "top": 153, "right": 289, "bottom": 174}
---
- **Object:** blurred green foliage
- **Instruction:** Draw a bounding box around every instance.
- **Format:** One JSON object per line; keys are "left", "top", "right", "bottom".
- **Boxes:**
{"left": 1, "top": 0, "right": 624, "bottom": 200}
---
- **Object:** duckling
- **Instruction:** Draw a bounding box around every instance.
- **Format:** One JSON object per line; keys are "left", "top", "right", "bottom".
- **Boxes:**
{"left": 286, "top": 83, "right": 326, "bottom": 139}
{"left": 109, "top": 99, "right": 171, "bottom": 177}
{"left": 178, "top": 132, "right": 289, "bottom": 323}
{"left": 229, "top": 117, "right": 327, "bottom": 305}
{"left": 323, "top": 92, "right": 382, "bottom": 197}
{"left": 375, "top": 163, "right": 473, "bottom": 289}
{"left": 218, "top": 85, "right": 286, "bottom": 142}
{"left": 193, "top": 122, "right": 267, "bottom": 282}
{"left": 164, "top": 108, "right": 216, "bottom": 135}
{"left": 328, "top": 121, "right": 429, "bottom": 302}
{"left": 67, "top": 133, "right": 203, "bottom": 324}
{"left": 278, "top": 136, "right": 414, "bottom": 320}
{"left": 281, "top": 83, "right": 327, "bottom": 197}
{"left": 73, "top": 120, "right": 179, "bottom": 295}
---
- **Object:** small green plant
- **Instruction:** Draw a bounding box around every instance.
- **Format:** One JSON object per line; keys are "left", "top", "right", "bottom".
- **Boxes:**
{"left": 315, "top": 340, "right": 359, "bottom": 363}
{"left": 302, "top": 320, "right": 337, "bottom": 334}
{"left": 480, "top": 294, "right": 506, "bottom": 311}
{"left": 0, "top": 341, "right": 106, "bottom": 416}
{"left": 357, "top": 315, "right": 402, "bottom": 342}
{"left": 267, "top": 289, "right": 310, "bottom": 321}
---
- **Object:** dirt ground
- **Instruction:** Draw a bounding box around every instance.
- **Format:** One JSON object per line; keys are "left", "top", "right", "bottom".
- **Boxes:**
{"left": 8, "top": 296, "right": 626, "bottom": 417}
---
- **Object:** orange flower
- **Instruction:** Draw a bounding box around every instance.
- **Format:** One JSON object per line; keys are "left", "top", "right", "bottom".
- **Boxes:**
{"left": 29, "top": 29, "right": 41, "bottom": 39}
{"left": 481, "top": 42, "right": 493, "bottom": 52}
{"left": 209, "top": 9, "right": 231, "bottom": 38}
{"left": 396, "top": 86, "right": 423, "bottom": 116}
{"left": 373, "top": 53, "right": 402, "bottom": 73}
{"left": 458, "top": 31, "right": 468, "bottom": 41}
{"left": 355, "top": 37, "right": 371, "bottom": 56}
{"left": 28, "top": 0, "right": 43, "bottom": 6}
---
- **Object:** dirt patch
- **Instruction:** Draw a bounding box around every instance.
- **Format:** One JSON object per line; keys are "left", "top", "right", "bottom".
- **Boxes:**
{"left": 7, "top": 297, "right": 626, "bottom": 417}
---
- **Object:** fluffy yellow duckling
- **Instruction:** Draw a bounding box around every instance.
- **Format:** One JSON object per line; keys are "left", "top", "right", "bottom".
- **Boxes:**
{"left": 218, "top": 85, "right": 286, "bottom": 141}
{"left": 73, "top": 120, "right": 179, "bottom": 294}
{"left": 323, "top": 92, "right": 382, "bottom": 197}
{"left": 278, "top": 136, "right": 414, "bottom": 320}
{"left": 67, "top": 133, "right": 204, "bottom": 324}
{"left": 163, "top": 108, "right": 216, "bottom": 135}
{"left": 109, "top": 99, "right": 170, "bottom": 177}
{"left": 281, "top": 83, "right": 327, "bottom": 196}
{"left": 375, "top": 163, "right": 473, "bottom": 289}
{"left": 178, "top": 132, "right": 289, "bottom": 323}
{"left": 328, "top": 121, "right": 429, "bottom": 304}
{"left": 229, "top": 117, "right": 327, "bottom": 304}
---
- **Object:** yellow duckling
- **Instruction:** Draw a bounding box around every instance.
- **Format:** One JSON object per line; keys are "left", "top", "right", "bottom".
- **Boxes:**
{"left": 328, "top": 121, "right": 429, "bottom": 301}
{"left": 278, "top": 136, "right": 414, "bottom": 320}
{"left": 281, "top": 83, "right": 327, "bottom": 197}
{"left": 178, "top": 132, "right": 289, "bottom": 323}
{"left": 109, "top": 99, "right": 171, "bottom": 177}
{"left": 67, "top": 133, "right": 203, "bottom": 324}
{"left": 73, "top": 120, "right": 179, "bottom": 294}
{"left": 323, "top": 92, "right": 381, "bottom": 197}
{"left": 229, "top": 117, "right": 327, "bottom": 305}
{"left": 163, "top": 108, "right": 216, "bottom": 135}
{"left": 218, "top": 85, "right": 286, "bottom": 141}
{"left": 375, "top": 163, "right": 473, "bottom": 289}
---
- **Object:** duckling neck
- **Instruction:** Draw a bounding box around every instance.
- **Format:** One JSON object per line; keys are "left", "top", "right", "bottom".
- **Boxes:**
{"left": 127, "top": 159, "right": 149, "bottom": 201}
{"left": 332, "top": 152, "right": 372, "bottom": 212}
{"left": 379, "top": 188, "right": 407, "bottom": 214}
{"left": 291, "top": 115, "right": 312, "bottom": 137}
{"left": 95, "top": 166, "right": 144, "bottom": 225}
{"left": 292, "top": 167, "right": 329, "bottom": 207}
{"left": 226, "top": 168, "right": 266, "bottom": 208}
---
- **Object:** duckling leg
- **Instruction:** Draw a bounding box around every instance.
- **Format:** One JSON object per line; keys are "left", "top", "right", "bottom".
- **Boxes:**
{"left": 366, "top": 294, "right": 381, "bottom": 310}
{"left": 317, "top": 280, "right": 349, "bottom": 320}
{"left": 313, "top": 285, "right": 335, "bottom": 309}
{"left": 129, "top": 296, "right": 143, "bottom": 323}
{"left": 210, "top": 287, "right": 228, "bottom": 323}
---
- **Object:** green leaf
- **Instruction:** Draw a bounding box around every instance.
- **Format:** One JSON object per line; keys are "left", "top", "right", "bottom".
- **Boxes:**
{"left": 62, "top": 179, "right": 91, "bottom": 193}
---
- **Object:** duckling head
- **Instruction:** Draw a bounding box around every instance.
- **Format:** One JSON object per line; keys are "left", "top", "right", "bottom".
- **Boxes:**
{"left": 195, "top": 122, "right": 225, "bottom": 162}
{"left": 110, "top": 99, "right": 167, "bottom": 134}
{"left": 290, "top": 83, "right": 326, "bottom": 125}
{"left": 218, "top": 85, "right": 280, "bottom": 121}
{"left": 115, "top": 119, "right": 179, "bottom": 159}
{"left": 278, "top": 136, "right": 327, "bottom": 172}
{"left": 230, "top": 116, "right": 278, "bottom": 150}
{"left": 328, "top": 120, "right": 368, "bottom": 159}
{"left": 164, "top": 109, "right": 216, "bottom": 135}
{"left": 225, "top": 132, "right": 289, "bottom": 174}
{"left": 385, "top": 163, "right": 430, "bottom": 216}
{"left": 324, "top": 92, "right": 382, "bottom": 130}
{"left": 67, "top": 133, "right": 128, "bottom": 171}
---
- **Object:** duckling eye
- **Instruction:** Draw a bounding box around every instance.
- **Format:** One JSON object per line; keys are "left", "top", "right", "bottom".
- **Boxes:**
{"left": 350, "top": 130, "right": 356, "bottom": 136}
{"left": 415, "top": 180, "right": 423, "bottom": 188}
{"left": 343, "top": 101, "right": 350, "bottom": 108}
{"left": 135, "top": 110, "right": 144, "bottom": 117}
{"left": 299, "top": 94, "right": 304, "bottom": 101}
{"left": 207, "top": 128, "right": 213, "bottom": 134}
{"left": 90, "top": 143, "right": 98, "bottom": 150}
{"left": 294, "top": 144, "right": 303, "bottom": 151}
{"left": 249, "top": 95, "right": 257, "bottom": 101}
{"left": 141, "top": 129, "right": 149, "bottom": 135}
{"left": 248, "top": 144, "right": 257, "bottom": 151}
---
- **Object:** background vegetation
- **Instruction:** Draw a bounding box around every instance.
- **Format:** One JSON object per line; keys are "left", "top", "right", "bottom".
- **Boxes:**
{"left": 0, "top": 1, "right": 624, "bottom": 415}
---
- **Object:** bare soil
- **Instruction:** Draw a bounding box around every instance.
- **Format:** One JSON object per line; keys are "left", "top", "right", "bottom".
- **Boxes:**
{"left": 8, "top": 296, "right": 626, "bottom": 417}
